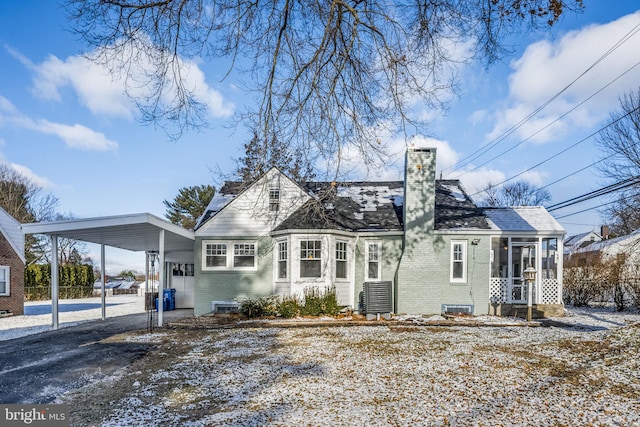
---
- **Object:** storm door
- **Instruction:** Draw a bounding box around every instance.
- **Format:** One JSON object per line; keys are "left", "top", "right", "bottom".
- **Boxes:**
{"left": 510, "top": 243, "right": 537, "bottom": 304}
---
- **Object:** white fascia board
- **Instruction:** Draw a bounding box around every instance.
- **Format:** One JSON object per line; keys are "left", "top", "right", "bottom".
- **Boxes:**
{"left": 23, "top": 212, "right": 191, "bottom": 239}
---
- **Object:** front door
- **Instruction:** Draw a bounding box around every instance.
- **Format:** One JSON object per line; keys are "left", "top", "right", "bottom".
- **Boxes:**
{"left": 510, "top": 244, "right": 536, "bottom": 303}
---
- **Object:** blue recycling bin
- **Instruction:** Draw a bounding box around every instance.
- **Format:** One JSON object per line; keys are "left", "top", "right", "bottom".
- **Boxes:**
{"left": 155, "top": 297, "right": 170, "bottom": 311}
{"left": 164, "top": 288, "right": 176, "bottom": 311}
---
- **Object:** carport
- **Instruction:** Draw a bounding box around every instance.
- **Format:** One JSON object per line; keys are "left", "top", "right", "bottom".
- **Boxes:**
{"left": 22, "top": 213, "right": 195, "bottom": 329}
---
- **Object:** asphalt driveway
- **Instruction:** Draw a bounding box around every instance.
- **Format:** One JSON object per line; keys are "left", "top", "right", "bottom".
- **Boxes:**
{"left": 0, "top": 309, "right": 192, "bottom": 404}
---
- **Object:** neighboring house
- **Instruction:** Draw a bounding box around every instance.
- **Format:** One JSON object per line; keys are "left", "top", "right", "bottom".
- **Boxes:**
{"left": 568, "top": 228, "right": 640, "bottom": 267}
{"left": 193, "top": 148, "right": 566, "bottom": 317}
{"left": 564, "top": 229, "right": 604, "bottom": 260}
{"left": 0, "top": 207, "right": 25, "bottom": 316}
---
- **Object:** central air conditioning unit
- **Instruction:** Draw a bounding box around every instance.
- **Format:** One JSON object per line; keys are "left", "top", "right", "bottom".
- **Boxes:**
{"left": 363, "top": 281, "right": 393, "bottom": 320}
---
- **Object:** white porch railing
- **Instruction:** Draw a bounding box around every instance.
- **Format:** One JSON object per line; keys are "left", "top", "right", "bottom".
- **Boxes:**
{"left": 490, "top": 277, "right": 561, "bottom": 304}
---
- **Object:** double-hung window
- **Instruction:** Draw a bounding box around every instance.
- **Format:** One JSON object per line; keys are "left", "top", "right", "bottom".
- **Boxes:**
{"left": 205, "top": 243, "right": 227, "bottom": 268}
{"left": 277, "top": 241, "right": 288, "bottom": 279}
{"left": 203, "top": 241, "right": 257, "bottom": 270}
{"left": 450, "top": 241, "right": 467, "bottom": 282}
{"left": 335, "top": 241, "right": 348, "bottom": 279}
{"left": 300, "top": 240, "right": 322, "bottom": 278}
{"left": 0, "top": 266, "right": 8, "bottom": 296}
{"left": 269, "top": 188, "right": 280, "bottom": 212}
{"left": 366, "top": 242, "right": 381, "bottom": 280}
{"left": 234, "top": 243, "right": 256, "bottom": 267}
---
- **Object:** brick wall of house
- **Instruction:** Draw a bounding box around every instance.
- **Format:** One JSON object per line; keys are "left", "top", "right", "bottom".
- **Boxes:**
{"left": 0, "top": 233, "right": 25, "bottom": 315}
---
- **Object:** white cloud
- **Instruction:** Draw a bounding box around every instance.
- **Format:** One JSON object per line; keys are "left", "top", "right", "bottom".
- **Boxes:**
{"left": 23, "top": 41, "right": 235, "bottom": 121}
{"left": 488, "top": 11, "right": 640, "bottom": 144}
{"left": 32, "top": 54, "right": 134, "bottom": 118}
{"left": 0, "top": 94, "right": 119, "bottom": 151}
{"left": 35, "top": 120, "right": 118, "bottom": 151}
{"left": 0, "top": 95, "right": 18, "bottom": 115}
{"left": 9, "top": 163, "right": 55, "bottom": 189}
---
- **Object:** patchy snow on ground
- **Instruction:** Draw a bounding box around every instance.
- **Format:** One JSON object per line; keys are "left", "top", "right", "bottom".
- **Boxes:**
{"left": 60, "top": 305, "right": 640, "bottom": 427}
{"left": 0, "top": 295, "right": 145, "bottom": 341}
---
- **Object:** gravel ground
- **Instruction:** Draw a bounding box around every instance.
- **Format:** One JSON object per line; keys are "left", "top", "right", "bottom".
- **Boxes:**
{"left": 55, "top": 306, "right": 640, "bottom": 427}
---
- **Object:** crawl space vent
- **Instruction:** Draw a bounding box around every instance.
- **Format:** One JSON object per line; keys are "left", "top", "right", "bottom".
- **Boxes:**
{"left": 442, "top": 304, "right": 473, "bottom": 316}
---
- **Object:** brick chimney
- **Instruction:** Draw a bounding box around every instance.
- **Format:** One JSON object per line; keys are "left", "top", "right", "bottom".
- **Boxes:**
{"left": 601, "top": 225, "right": 609, "bottom": 240}
{"left": 396, "top": 148, "right": 438, "bottom": 314}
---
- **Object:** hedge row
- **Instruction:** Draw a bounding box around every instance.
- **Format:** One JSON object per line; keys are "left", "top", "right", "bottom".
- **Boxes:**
{"left": 24, "top": 264, "right": 95, "bottom": 301}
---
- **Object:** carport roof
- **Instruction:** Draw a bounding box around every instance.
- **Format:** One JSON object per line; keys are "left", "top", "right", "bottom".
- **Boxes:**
{"left": 22, "top": 213, "right": 195, "bottom": 252}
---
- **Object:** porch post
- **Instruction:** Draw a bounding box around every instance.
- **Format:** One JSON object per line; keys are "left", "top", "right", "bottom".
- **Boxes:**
{"left": 557, "top": 236, "right": 564, "bottom": 304}
{"left": 101, "top": 243, "right": 106, "bottom": 320}
{"left": 157, "top": 229, "right": 165, "bottom": 327}
{"left": 144, "top": 251, "right": 149, "bottom": 294}
{"left": 51, "top": 235, "right": 59, "bottom": 330}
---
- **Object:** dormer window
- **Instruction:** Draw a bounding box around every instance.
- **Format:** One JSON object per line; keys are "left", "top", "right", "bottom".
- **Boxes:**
{"left": 269, "top": 188, "right": 280, "bottom": 211}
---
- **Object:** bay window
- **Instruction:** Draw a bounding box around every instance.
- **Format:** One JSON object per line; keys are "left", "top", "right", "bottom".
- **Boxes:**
{"left": 300, "top": 240, "right": 322, "bottom": 278}
{"left": 335, "top": 241, "right": 347, "bottom": 279}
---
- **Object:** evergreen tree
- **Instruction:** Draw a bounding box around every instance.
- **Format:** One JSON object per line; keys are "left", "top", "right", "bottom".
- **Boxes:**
{"left": 163, "top": 185, "right": 216, "bottom": 230}
{"left": 236, "top": 133, "right": 315, "bottom": 184}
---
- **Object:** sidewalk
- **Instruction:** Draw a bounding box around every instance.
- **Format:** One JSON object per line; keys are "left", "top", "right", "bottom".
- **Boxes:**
{"left": 0, "top": 295, "right": 147, "bottom": 341}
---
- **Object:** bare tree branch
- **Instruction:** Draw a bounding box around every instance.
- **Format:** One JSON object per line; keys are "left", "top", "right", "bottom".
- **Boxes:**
{"left": 66, "top": 0, "right": 584, "bottom": 175}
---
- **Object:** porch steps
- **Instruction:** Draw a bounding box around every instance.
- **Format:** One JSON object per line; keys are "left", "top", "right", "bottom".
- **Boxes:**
{"left": 510, "top": 305, "right": 544, "bottom": 319}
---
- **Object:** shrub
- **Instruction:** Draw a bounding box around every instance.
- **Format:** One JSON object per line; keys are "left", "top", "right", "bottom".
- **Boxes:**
{"left": 239, "top": 286, "right": 342, "bottom": 319}
{"left": 278, "top": 296, "right": 301, "bottom": 318}
{"left": 300, "top": 286, "right": 340, "bottom": 317}
{"left": 301, "top": 286, "right": 324, "bottom": 316}
{"left": 563, "top": 253, "right": 609, "bottom": 306}
{"left": 239, "top": 296, "right": 279, "bottom": 318}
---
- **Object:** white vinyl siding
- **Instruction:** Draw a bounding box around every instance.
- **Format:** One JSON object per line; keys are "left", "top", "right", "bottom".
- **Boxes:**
{"left": 450, "top": 240, "right": 467, "bottom": 283}
{"left": 202, "top": 241, "right": 257, "bottom": 271}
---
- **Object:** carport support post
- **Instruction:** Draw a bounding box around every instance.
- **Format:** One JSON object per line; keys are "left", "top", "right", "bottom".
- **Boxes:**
{"left": 157, "top": 229, "right": 165, "bottom": 327}
{"left": 101, "top": 244, "right": 106, "bottom": 320}
{"left": 51, "top": 235, "right": 59, "bottom": 330}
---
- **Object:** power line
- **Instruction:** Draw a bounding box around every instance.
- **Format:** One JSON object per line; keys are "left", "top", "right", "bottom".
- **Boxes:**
{"left": 443, "top": 20, "right": 640, "bottom": 174}
{"left": 554, "top": 200, "right": 618, "bottom": 220}
{"left": 547, "top": 177, "right": 640, "bottom": 211}
{"left": 467, "top": 104, "right": 640, "bottom": 197}
{"left": 454, "top": 59, "right": 640, "bottom": 179}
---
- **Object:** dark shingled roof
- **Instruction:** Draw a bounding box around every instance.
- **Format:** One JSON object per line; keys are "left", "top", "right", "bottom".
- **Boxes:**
{"left": 275, "top": 179, "right": 489, "bottom": 232}
{"left": 197, "top": 177, "right": 490, "bottom": 232}
{"left": 276, "top": 181, "right": 405, "bottom": 232}
{"left": 435, "top": 180, "right": 490, "bottom": 230}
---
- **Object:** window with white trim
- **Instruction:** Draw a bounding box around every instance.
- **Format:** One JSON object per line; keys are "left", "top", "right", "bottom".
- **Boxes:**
{"left": 0, "top": 266, "right": 8, "bottom": 296}
{"left": 335, "top": 241, "right": 347, "bottom": 279}
{"left": 366, "top": 242, "right": 381, "bottom": 280}
{"left": 300, "top": 240, "right": 322, "bottom": 278}
{"left": 205, "top": 243, "right": 227, "bottom": 268}
{"left": 234, "top": 243, "right": 256, "bottom": 267}
{"left": 202, "top": 241, "right": 257, "bottom": 270}
{"left": 450, "top": 240, "right": 467, "bottom": 282}
{"left": 269, "top": 188, "right": 280, "bottom": 211}
{"left": 277, "top": 241, "right": 288, "bottom": 279}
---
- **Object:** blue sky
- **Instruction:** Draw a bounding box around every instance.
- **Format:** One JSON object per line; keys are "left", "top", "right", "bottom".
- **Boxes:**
{"left": 1, "top": 1, "right": 640, "bottom": 273}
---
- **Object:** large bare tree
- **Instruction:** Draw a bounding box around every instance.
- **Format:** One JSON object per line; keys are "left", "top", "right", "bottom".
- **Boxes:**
{"left": 0, "top": 163, "right": 59, "bottom": 264}
{"left": 66, "top": 0, "right": 583, "bottom": 175}
{"left": 478, "top": 180, "right": 551, "bottom": 207}
{"left": 597, "top": 89, "right": 640, "bottom": 235}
